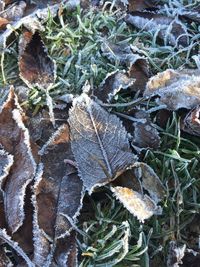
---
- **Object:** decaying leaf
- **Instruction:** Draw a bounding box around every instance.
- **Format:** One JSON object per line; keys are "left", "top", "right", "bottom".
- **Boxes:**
{"left": 33, "top": 124, "right": 83, "bottom": 266}
{"left": 112, "top": 162, "right": 165, "bottom": 221}
{"left": 19, "top": 31, "right": 56, "bottom": 90}
{"left": 167, "top": 241, "right": 186, "bottom": 267}
{"left": 0, "top": 88, "right": 36, "bottom": 233}
{"left": 131, "top": 110, "right": 160, "bottom": 150}
{"left": 68, "top": 93, "right": 137, "bottom": 193}
{"left": 179, "top": 5, "right": 200, "bottom": 24}
{"left": 0, "top": 17, "right": 9, "bottom": 30}
{"left": 181, "top": 105, "right": 200, "bottom": 137}
{"left": 95, "top": 70, "right": 135, "bottom": 103}
{"left": 144, "top": 69, "right": 200, "bottom": 110}
{"left": 111, "top": 186, "right": 159, "bottom": 222}
{"left": 125, "top": 12, "right": 188, "bottom": 46}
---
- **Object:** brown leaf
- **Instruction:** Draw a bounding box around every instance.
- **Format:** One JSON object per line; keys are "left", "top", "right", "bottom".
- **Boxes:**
{"left": 0, "top": 246, "right": 13, "bottom": 267}
{"left": 125, "top": 12, "right": 188, "bottom": 46}
{"left": 32, "top": 124, "right": 83, "bottom": 266}
{"left": 68, "top": 93, "right": 137, "bottom": 193}
{"left": 0, "top": 148, "right": 13, "bottom": 188}
{"left": 0, "top": 1, "right": 26, "bottom": 21}
{"left": 181, "top": 105, "right": 200, "bottom": 136}
{"left": 144, "top": 69, "right": 200, "bottom": 110}
{"left": 0, "top": 88, "right": 36, "bottom": 233}
{"left": 131, "top": 110, "right": 160, "bottom": 150}
{"left": 19, "top": 31, "right": 56, "bottom": 90}
{"left": 101, "top": 42, "right": 150, "bottom": 92}
{"left": 95, "top": 70, "right": 135, "bottom": 103}
{"left": 128, "top": 0, "right": 159, "bottom": 12}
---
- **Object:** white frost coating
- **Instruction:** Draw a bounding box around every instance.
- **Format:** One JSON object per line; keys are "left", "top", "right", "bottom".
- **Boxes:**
{"left": 0, "top": 149, "right": 14, "bottom": 188}
{"left": 0, "top": 229, "right": 35, "bottom": 267}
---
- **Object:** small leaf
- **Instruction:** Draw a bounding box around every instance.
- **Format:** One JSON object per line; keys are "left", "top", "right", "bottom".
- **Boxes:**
{"left": 167, "top": 241, "right": 186, "bottom": 267}
{"left": 19, "top": 31, "right": 56, "bottom": 90}
{"left": 0, "top": 246, "right": 13, "bottom": 267}
{"left": 68, "top": 93, "right": 137, "bottom": 193}
{"left": 95, "top": 70, "right": 135, "bottom": 103}
{"left": 111, "top": 186, "right": 160, "bottom": 222}
{"left": 125, "top": 12, "right": 188, "bottom": 46}
{"left": 32, "top": 124, "right": 83, "bottom": 266}
{"left": 128, "top": 0, "right": 159, "bottom": 12}
{"left": 0, "top": 88, "right": 36, "bottom": 233}
{"left": 144, "top": 69, "right": 200, "bottom": 110}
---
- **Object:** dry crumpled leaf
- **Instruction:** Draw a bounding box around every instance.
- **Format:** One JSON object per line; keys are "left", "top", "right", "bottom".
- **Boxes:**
{"left": 101, "top": 42, "right": 150, "bottom": 92}
{"left": 33, "top": 124, "right": 83, "bottom": 266}
{"left": 125, "top": 12, "right": 188, "bottom": 46}
{"left": 68, "top": 93, "right": 137, "bottom": 194}
{"left": 128, "top": 0, "right": 159, "bottom": 12}
{"left": 181, "top": 105, "right": 200, "bottom": 136}
{"left": 95, "top": 70, "right": 135, "bottom": 103}
{"left": 0, "top": 148, "right": 13, "bottom": 188}
{"left": 19, "top": 31, "right": 56, "bottom": 90}
{"left": 111, "top": 162, "right": 165, "bottom": 222}
{"left": 0, "top": 88, "right": 36, "bottom": 233}
{"left": 167, "top": 241, "right": 186, "bottom": 267}
{"left": 144, "top": 69, "right": 200, "bottom": 110}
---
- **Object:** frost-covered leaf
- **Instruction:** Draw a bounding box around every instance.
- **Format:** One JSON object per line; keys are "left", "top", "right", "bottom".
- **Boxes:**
{"left": 131, "top": 110, "right": 160, "bottom": 150}
{"left": 0, "top": 88, "right": 36, "bottom": 233}
{"left": 112, "top": 162, "right": 164, "bottom": 221}
{"left": 0, "top": 1, "right": 26, "bottom": 21}
{"left": 33, "top": 124, "right": 83, "bottom": 266}
{"left": 0, "top": 229, "right": 34, "bottom": 267}
{"left": 95, "top": 70, "right": 135, "bottom": 103}
{"left": 101, "top": 42, "right": 150, "bottom": 92}
{"left": 181, "top": 105, "right": 200, "bottom": 137}
{"left": 144, "top": 69, "right": 200, "bottom": 110}
{"left": 111, "top": 186, "right": 159, "bottom": 222}
{"left": 125, "top": 12, "right": 188, "bottom": 46}
{"left": 128, "top": 0, "right": 159, "bottom": 12}
{"left": 68, "top": 93, "right": 137, "bottom": 193}
{"left": 19, "top": 31, "right": 56, "bottom": 90}
{"left": 0, "top": 246, "right": 13, "bottom": 267}
{"left": 179, "top": 5, "right": 200, "bottom": 23}
{"left": 167, "top": 241, "right": 186, "bottom": 267}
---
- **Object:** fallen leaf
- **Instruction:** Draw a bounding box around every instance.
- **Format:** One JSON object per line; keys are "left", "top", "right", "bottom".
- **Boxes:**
{"left": 125, "top": 12, "right": 188, "bottom": 46}
{"left": 111, "top": 162, "right": 164, "bottom": 221}
{"left": 128, "top": 0, "right": 160, "bottom": 12}
{"left": 144, "top": 69, "right": 200, "bottom": 110}
{"left": 111, "top": 186, "right": 159, "bottom": 222}
{"left": 179, "top": 5, "right": 200, "bottom": 24}
{"left": 0, "top": 229, "right": 34, "bottom": 267}
{"left": 101, "top": 42, "right": 150, "bottom": 92}
{"left": 0, "top": 1, "right": 26, "bottom": 21}
{"left": 32, "top": 124, "right": 83, "bottom": 266}
{"left": 0, "top": 246, "right": 13, "bottom": 267}
{"left": 19, "top": 31, "right": 56, "bottom": 90}
{"left": 68, "top": 93, "right": 137, "bottom": 193}
{"left": 131, "top": 110, "right": 160, "bottom": 150}
{"left": 167, "top": 241, "right": 186, "bottom": 267}
{"left": 0, "top": 88, "right": 36, "bottom": 233}
{"left": 95, "top": 70, "right": 135, "bottom": 103}
{"left": 181, "top": 105, "right": 200, "bottom": 137}
{"left": 0, "top": 148, "right": 13, "bottom": 188}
